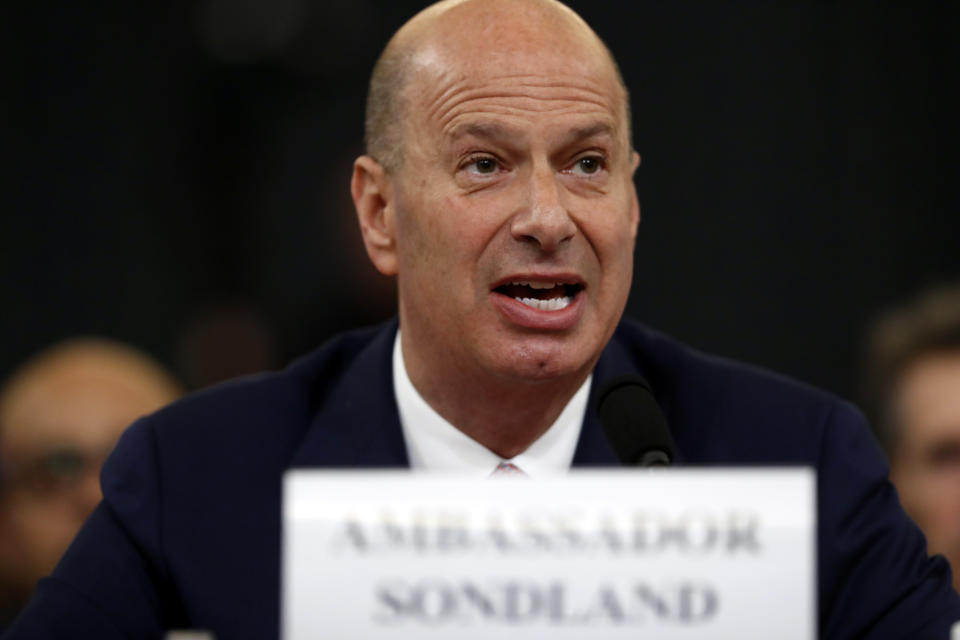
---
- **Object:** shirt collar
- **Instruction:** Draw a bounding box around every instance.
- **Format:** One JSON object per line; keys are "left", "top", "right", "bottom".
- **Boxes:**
{"left": 392, "top": 329, "right": 591, "bottom": 477}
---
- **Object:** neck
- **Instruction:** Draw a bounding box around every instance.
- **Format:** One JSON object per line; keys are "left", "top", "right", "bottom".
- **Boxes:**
{"left": 400, "top": 334, "right": 590, "bottom": 459}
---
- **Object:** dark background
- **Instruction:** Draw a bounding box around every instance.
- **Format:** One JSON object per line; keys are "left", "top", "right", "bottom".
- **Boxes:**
{"left": 3, "top": 1, "right": 958, "bottom": 402}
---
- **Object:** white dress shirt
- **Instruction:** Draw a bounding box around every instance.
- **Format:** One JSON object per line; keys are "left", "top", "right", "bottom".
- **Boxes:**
{"left": 392, "top": 330, "right": 591, "bottom": 477}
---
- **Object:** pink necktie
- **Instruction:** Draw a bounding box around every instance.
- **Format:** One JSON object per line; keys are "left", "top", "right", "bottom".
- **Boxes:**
{"left": 490, "top": 461, "right": 527, "bottom": 477}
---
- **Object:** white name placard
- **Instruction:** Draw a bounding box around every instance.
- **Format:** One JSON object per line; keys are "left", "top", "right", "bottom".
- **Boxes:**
{"left": 282, "top": 469, "right": 815, "bottom": 639}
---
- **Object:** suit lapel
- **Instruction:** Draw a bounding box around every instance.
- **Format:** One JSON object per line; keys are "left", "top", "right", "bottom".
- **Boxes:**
{"left": 572, "top": 329, "right": 643, "bottom": 467}
{"left": 290, "top": 321, "right": 409, "bottom": 468}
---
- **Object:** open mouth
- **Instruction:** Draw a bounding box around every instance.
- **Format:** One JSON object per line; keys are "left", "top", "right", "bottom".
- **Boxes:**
{"left": 493, "top": 280, "right": 584, "bottom": 311}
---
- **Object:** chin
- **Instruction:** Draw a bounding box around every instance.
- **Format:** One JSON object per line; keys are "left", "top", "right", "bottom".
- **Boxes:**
{"left": 490, "top": 340, "right": 594, "bottom": 386}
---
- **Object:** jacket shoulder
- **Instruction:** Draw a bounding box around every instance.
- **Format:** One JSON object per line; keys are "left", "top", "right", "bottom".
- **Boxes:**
{"left": 145, "top": 322, "right": 389, "bottom": 460}
{"left": 609, "top": 319, "right": 869, "bottom": 465}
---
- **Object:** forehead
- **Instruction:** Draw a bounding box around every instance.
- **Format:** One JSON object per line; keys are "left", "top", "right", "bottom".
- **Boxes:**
{"left": 422, "top": 68, "right": 620, "bottom": 140}
{"left": 402, "top": 12, "right": 627, "bottom": 144}
{"left": 0, "top": 359, "right": 172, "bottom": 452}
{"left": 897, "top": 352, "right": 960, "bottom": 438}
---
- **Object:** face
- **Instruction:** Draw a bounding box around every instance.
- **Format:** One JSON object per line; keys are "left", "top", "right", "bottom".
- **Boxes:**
{"left": 889, "top": 351, "right": 960, "bottom": 590}
{"left": 0, "top": 358, "right": 174, "bottom": 597}
{"left": 370, "top": 15, "right": 639, "bottom": 390}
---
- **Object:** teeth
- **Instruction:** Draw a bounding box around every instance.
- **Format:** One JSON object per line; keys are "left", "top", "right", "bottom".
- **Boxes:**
{"left": 517, "top": 296, "right": 572, "bottom": 311}
{"left": 510, "top": 281, "right": 561, "bottom": 290}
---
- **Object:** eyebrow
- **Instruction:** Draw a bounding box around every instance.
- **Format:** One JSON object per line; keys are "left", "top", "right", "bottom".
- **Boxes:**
{"left": 564, "top": 122, "right": 616, "bottom": 143}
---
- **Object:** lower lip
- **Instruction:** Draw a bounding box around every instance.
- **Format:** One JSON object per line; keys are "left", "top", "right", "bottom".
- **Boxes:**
{"left": 489, "top": 290, "right": 586, "bottom": 331}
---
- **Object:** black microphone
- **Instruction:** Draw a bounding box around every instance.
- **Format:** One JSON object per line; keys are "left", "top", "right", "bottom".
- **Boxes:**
{"left": 596, "top": 375, "right": 675, "bottom": 467}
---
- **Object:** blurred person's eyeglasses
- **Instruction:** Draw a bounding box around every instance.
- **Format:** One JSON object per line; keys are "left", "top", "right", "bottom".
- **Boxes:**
{"left": 0, "top": 446, "right": 108, "bottom": 497}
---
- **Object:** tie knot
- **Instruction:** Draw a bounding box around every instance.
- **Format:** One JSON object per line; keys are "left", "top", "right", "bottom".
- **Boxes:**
{"left": 490, "top": 461, "right": 527, "bottom": 478}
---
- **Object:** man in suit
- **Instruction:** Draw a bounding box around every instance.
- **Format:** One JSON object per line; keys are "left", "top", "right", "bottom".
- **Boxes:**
{"left": 349, "top": 0, "right": 640, "bottom": 467}
{"left": 6, "top": 0, "right": 960, "bottom": 638}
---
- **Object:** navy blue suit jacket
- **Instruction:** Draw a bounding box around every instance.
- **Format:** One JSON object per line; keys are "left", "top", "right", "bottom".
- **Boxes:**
{"left": 6, "top": 319, "right": 960, "bottom": 638}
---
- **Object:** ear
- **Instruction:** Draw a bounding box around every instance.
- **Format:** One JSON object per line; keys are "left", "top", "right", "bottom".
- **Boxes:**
{"left": 351, "top": 155, "right": 398, "bottom": 276}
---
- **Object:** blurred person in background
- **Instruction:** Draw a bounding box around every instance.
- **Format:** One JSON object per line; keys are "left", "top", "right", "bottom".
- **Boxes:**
{"left": 863, "top": 282, "right": 960, "bottom": 592}
{"left": 0, "top": 339, "right": 181, "bottom": 627}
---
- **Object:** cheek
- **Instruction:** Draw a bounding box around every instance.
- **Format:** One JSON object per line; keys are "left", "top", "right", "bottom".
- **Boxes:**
{"left": 5, "top": 498, "right": 81, "bottom": 568}
{"left": 894, "top": 465, "right": 959, "bottom": 526}
{"left": 394, "top": 190, "right": 442, "bottom": 269}
{"left": 404, "top": 195, "right": 498, "bottom": 266}
{"left": 587, "top": 213, "right": 636, "bottom": 277}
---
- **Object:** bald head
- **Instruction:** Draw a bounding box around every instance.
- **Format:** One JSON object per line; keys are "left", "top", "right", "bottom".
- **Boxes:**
{"left": 364, "top": 0, "right": 631, "bottom": 172}
{"left": 0, "top": 338, "right": 181, "bottom": 455}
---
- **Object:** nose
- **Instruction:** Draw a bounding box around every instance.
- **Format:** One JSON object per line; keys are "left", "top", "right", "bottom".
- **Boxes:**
{"left": 510, "top": 165, "right": 576, "bottom": 252}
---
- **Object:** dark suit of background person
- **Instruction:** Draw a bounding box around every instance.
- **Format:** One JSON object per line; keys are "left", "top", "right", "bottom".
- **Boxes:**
{"left": 4, "top": 318, "right": 960, "bottom": 639}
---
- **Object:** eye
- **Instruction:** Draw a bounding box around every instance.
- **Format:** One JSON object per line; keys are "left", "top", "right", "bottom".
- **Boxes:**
{"left": 475, "top": 158, "right": 497, "bottom": 173}
{"left": 569, "top": 154, "right": 606, "bottom": 176}
{"left": 578, "top": 157, "right": 601, "bottom": 173}
{"left": 463, "top": 155, "right": 500, "bottom": 175}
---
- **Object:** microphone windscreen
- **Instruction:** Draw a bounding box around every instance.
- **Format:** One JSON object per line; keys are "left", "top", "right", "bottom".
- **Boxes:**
{"left": 596, "top": 375, "right": 675, "bottom": 467}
